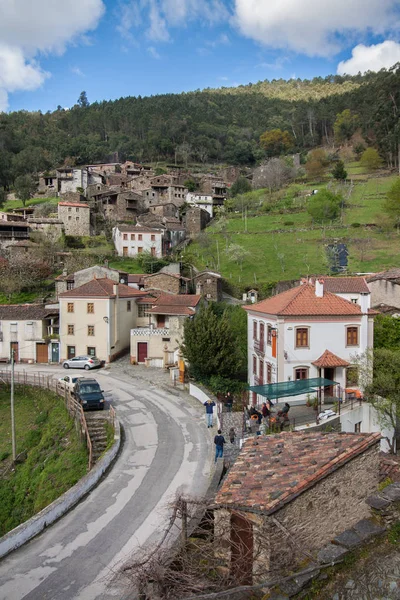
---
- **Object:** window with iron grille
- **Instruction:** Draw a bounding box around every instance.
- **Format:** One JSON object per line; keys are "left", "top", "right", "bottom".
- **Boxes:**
{"left": 138, "top": 304, "right": 151, "bottom": 317}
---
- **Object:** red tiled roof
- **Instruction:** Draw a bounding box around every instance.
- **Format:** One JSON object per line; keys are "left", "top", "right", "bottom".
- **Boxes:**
{"left": 147, "top": 305, "right": 195, "bottom": 316}
{"left": 116, "top": 224, "right": 162, "bottom": 233}
{"left": 312, "top": 349, "right": 350, "bottom": 368}
{"left": 367, "top": 268, "right": 400, "bottom": 283}
{"left": 215, "top": 431, "right": 380, "bottom": 515}
{"left": 128, "top": 274, "right": 145, "bottom": 284}
{"left": 313, "top": 276, "right": 370, "bottom": 294}
{"left": 59, "top": 277, "right": 145, "bottom": 298}
{"left": 0, "top": 304, "right": 51, "bottom": 320}
{"left": 154, "top": 294, "right": 201, "bottom": 307}
{"left": 244, "top": 284, "right": 362, "bottom": 317}
{"left": 58, "top": 202, "right": 89, "bottom": 208}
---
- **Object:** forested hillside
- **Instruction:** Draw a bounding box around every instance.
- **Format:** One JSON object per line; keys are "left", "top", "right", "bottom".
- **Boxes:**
{"left": 1, "top": 67, "right": 400, "bottom": 189}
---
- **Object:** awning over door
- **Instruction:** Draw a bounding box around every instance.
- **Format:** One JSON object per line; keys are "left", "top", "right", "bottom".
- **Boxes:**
{"left": 249, "top": 377, "right": 339, "bottom": 400}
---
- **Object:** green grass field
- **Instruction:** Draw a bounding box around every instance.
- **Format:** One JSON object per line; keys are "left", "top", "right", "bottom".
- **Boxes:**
{"left": 3, "top": 196, "right": 59, "bottom": 212}
{"left": 0, "top": 386, "right": 87, "bottom": 535}
{"left": 109, "top": 257, "right": 145, "bottom": 273}
{"left": 185, "top": 169, "right": 400, "bottom": 288}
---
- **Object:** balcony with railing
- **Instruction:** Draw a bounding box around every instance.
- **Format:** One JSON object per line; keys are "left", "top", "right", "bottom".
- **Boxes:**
{"left": 254, "top": 338, "right": 265, "bottom": 356}
{"left": 131, "top": 327, "right": 174, "bottom": 336}
{"left": 254, "top": 375, "right": 264, "bottom": 386}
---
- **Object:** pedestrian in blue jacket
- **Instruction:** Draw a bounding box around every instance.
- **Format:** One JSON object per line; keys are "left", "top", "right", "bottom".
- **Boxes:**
{"left": 204, "top": 399, "right": 216, "bottom": 427}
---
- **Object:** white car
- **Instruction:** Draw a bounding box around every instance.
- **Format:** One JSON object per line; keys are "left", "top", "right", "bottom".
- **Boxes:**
{"left": 57, "top": 375, "right": 86, "bottom": 393}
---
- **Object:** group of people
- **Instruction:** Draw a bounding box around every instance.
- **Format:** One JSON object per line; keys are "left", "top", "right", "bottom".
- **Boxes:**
{"left": 204, "top": 397, "right": 291, "bottom": 463}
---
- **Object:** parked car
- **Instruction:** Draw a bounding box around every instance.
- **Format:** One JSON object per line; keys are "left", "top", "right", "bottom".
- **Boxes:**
{"left": 57, "top": 374, "right": 85, "bottom": 393}
{"left": 74, "top": 378, "right": 105, "bottom": 410}
{"left": 62, "top": 355, "right": 101, "bottom": 370}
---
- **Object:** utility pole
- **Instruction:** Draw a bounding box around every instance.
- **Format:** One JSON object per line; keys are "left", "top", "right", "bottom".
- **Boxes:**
{"left": 10, "top": 349, "right": 16, "bottom": 462}
{"left": 216, "top": 239, "right": 220, "bottom": 270}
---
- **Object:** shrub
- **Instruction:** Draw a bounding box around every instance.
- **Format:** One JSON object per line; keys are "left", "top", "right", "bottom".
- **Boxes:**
{"left": 283, "top": 220, "right": 294, "bottom": 226}
{"left": 351, "top": 222, "right": 361, "bottom": 228}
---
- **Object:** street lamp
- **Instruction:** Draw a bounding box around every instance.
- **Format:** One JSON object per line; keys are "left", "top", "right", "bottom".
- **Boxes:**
{"left": 103, "top": 316, "right": 109, "bottom": 324}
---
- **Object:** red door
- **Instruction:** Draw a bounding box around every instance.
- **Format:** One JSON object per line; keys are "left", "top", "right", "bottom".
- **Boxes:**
{"left": 230, "top": 512, "right": 253, "bottom": 584}
{"left": 10, "top": 342, "right": 19, "bottom": 362}
{"left": 138, "top": 342, "right": 148, "bottom": 363}
{"left": 157, "top": 315, "right": 166, "bottom": 328}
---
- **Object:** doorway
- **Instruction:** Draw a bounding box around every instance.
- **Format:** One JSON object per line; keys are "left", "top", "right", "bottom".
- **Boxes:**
{"left": 36, "top": 342, "right": 48, "bottom": 363}
{"left": 137, "top": 342, "right": 148, "bottom": 363}
{"left": 51, "top": 343, "right": 60, "bottom": 363}
{"left": 10, "top": 342, "right": 18, "bottom": 362}
{"left": 230, "top": 512, "right": 253, "bottom": 585}
{"left": 324, "top": 367, "right": 335, "bottom": 397}
{"left": 67, "top": 345, "right": 76, "bottom": 360}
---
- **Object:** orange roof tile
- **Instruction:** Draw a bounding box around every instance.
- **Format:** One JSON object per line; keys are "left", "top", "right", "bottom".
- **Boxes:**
{"left": 215, "top": 431, "right": 380, "bottom": 515}
{"left": 244, "top": 284, "right": 362, "bottom": 317}
{"left": 59, "top": 277, "right": 145, "bottom": 298}
{"left": 310, "top": 276, "right": 370, "bottom": 294}
{"left": 312, "top": 350, "right": 350, "bottom": 368}
{"left": 58, "top": 202, "right": 89, "bottom": 208}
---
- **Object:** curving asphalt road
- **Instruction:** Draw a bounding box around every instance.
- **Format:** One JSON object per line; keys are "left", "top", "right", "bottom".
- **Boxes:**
{"left": 0, "top": 365, "right": 213, "bottom": 600}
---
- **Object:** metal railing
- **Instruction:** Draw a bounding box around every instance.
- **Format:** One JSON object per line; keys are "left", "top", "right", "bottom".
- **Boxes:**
{"left": 0, "top": 370, "right": 93, "bottom": 470}
{"left": 254, "top": 339, "right": 265, "bottom": 355}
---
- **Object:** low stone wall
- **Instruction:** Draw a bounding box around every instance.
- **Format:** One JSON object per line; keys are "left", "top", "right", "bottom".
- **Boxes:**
{"left": 0, "top": 418, "right": 121, "bottom": 559}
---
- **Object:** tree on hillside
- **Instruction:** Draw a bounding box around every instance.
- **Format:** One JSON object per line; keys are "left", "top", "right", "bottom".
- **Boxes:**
{"left": 360, "top": 147, "right": 383, "bottom": 171}
{"left": 331, "top": 160, "right": 347, "bottom": 180}
{"left": 14, "top": 174, "right": 37, "bottom": 206}
{"left": 253, "top": 158, "right": 296, "bottom": 192}
{"left": 175, "top": 142, "right": 192, "bottom": 167}
{"left": 77, "top": 91, "right": 89, "bottom": 108}
{"left": 225, "top": 243, "right": 251, "bottom": 271}
{"left": 307, "top": 189, "right": 342, "bottom": 222}
{"left": 333, "top": 109, "right": 359, "bottom": 143}
{"left": 305, "top": 148, "right": 328, "bottom": 180}
{"left": 182, "top": 304, "right": 241, "bottom": 381}
{"left": 384, "top": 178, "right": 400, "bottom": 227}
{"left": 259, "top": 129, "right": 293, "bottom": 157}
{"left": 184, "top": 178, "right": 197, "bottom": 192}
{"left": 229, "top": 176, "right": 252, "bottom": 197}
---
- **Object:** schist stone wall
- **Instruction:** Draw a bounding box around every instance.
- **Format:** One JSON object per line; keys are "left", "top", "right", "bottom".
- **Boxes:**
{"left": 214, "top": 443, "right": 379, "bottom": 578}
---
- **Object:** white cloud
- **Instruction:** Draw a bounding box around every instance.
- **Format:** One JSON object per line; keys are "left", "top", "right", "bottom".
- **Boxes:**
{"left": 233, "top": 0, "right": 400, "bottom": 57}
{"left": 118, "top": 0, "right": 229, "bottom": 42}
{"left": 147, "top": 46, "right": 161, "bottom": 59}
{"left": 0, "top": 0, "right": 105, "bottom": 111}
{"left": 71, "top": 66, "right": 85, "bottom": 77}
{"left": 337, "top": 40, "right": 400, "bottom": 74}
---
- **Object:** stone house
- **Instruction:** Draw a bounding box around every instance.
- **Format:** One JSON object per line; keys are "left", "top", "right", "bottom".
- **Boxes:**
{"left": 193, "top": 270, "right": 222, "bottom": 302}
{"left": 5, "top": 240, "right": 40, "bottom": 258}
{"left": 130, "top": 294, "right": 201, "bottom": 367}
{"left": 245, "top": 279, "right": 375, "bottom": 406}
{"left": 88, "top": 187, "right": 143, "bottom": 222}
{"left": 0, "top": 304, "right": 59, "bottom": 363}
{"left": 367, "top": 269, "right": 400, "bottom": 312}
{"left": 149, "top": 203, "right": 178, "bottom": 219}
{"left": 58, "top": 202, "right": 91, "bottom": 236}
{"left": 0, "top": 221, "right": 30, "bottom": 248}
{"left": 214, "top": 431, "right": 380, "bottom": 582}
{"left": 59, "top": 277, "right": 145, "bottom": 362}
{"left": 143, "top": 272, "right": 189, "bottom": 295}
{"left": 113, "top": 225, "right": 164, "bottom": 258}
{"left": 38, "top": 171, "right": 58, "bottom": 196}
{"left": 185, "top": 206, "right": 211, "bottom": 236}
{"left": 56, "top": 167, "right": 103, "bottom": 195}
{"left": 27, "top": 217, "right": 64, "bottom": 240}
{"left": 0, "top": 211, "right": 26, "bottom": 222}
{"left": 186, "top": 192, "right": 214, "bottom": 217}
{"left": 55, "top": 265, "right": 129, "bottom": 299}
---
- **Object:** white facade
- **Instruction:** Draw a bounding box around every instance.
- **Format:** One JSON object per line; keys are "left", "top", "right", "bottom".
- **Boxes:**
{"left": 246, "top": 283, "right": 374, "bottom": 406}
{"left": 186, "top": 192, "right": 214, "bottom": 217}
{"left": 0, "top": 316, "right": 49, "bottom": 363}
{"left": 340, "top": 403, "right": 394, "bottom": 453}
{"left": 113, "top": 226, "right": 164, "bottom": 258}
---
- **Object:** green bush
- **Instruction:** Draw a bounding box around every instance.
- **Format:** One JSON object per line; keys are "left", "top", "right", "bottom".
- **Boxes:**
{"left": 351, "top": 222, "right": 361, "bottom": 228}
{"left": 283, "top": 220, "right": 294, "bottom": 226}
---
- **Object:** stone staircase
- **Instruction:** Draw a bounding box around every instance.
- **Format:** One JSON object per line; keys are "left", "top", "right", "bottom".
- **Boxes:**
{"left": 85, "top": 414, "right": 109, "bottom": 463}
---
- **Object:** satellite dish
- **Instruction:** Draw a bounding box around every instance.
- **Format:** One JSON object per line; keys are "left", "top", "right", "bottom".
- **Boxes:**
{"left": 120, "top": 278, "right": 126, "bottom": 284}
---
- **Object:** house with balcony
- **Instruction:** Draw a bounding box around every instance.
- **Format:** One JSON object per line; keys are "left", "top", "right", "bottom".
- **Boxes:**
{"left": 0, "top": 304, "right": 59, "bottom": 363}
{"left": 245, "top": 279, "right": 375, "bottom": 406}
{"left": 130, "top": 294, "right": 201, "bottom": 367}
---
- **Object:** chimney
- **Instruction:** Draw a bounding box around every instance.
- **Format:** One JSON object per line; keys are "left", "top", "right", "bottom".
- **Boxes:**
{"left": 315, "top": 278, "right": 324, "bottom": 298}
{"left": 360, "top": 292, "right": 369, "bottom": 314}
{"left": 113, "top": 284, "right": 119, "bottom": 297}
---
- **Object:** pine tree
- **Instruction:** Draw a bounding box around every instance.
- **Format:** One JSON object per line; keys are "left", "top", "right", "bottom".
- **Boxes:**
{"left": 331, "top": 160, "right": 347, "bottom": 180}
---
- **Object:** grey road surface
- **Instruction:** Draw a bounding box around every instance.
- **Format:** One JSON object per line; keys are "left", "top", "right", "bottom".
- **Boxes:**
{"left": 0, "top": 366, "right": 212, "bottom": 600}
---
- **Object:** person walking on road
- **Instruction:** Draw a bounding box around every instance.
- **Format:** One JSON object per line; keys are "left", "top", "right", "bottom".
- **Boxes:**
{"left": 204, "top": 399, "right": 216, "bottom": 428}
{"left": 214, "top": 429, "right": 226, "bottom": 462}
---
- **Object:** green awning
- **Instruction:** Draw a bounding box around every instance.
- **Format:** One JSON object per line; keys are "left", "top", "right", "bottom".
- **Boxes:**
{"left": 249, "top": 377, "right": 339, "bottom": 400}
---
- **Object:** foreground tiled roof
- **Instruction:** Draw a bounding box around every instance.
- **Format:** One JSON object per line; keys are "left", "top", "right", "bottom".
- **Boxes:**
{"left": 154, "top": 294, "right": 201, "bottom": 307}
{"left": 312, "top": 349, "right": 350, "bottom": 368}
{"left": 215, "top": 432, "right": 380, "bottom": 515}
{"left": 0, "top": 304, "right": 50, "bottom": 320}
{"left": 244, "top": 284, "right": 362, "bottom": 317}
{"left": 317, "top": 276, "right": 370, "bottom": 294}
{"left": 59, "top": 277, "right": 145, "bottom": 298}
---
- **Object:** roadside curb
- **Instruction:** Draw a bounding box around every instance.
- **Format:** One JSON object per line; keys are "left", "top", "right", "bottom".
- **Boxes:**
{"left": 0, "top": 418, "right": 121, "bottom": 560}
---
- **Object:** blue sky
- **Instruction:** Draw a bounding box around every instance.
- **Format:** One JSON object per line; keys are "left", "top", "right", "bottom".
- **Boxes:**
{"left": 1, "top": 0, "right": 400, "bottom": 113}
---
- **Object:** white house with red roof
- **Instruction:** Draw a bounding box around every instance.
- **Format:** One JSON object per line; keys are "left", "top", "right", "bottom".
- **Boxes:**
{"left": 130, "top": 294, "right": 202, "bottom": 367}
{"left": 59, "top": 277, "right": 145, "bottom": 363}
{"left": 244, "top": 278, "right": 375, "bottom": 405}
{"left": 112, "top": 224, "right": 164, "bottom": 258}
